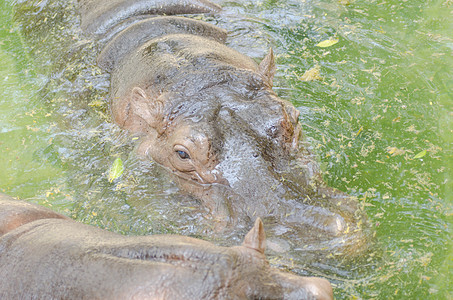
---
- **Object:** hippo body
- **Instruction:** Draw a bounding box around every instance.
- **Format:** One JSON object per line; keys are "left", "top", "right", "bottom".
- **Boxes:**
{"left": 74, "top": 0, "right": 366, "bottom": 244}
{"left": 0, "top": 194, "right": 333, "bottom": 299}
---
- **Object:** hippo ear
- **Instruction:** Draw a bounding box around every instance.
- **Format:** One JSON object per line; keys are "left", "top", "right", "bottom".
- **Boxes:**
{"left": 243, "top": 217, "right": 266, "bottom": 253}
{"left": 258, "top": 48, "right": 276, "bottom": 88}
{"left": 128, "top": 87, "right": 163, "bottom": 130}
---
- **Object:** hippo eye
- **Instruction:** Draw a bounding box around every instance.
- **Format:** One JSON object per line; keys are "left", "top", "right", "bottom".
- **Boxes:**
{"left": 176, "top": 150, "right": 190, "bottom": 160}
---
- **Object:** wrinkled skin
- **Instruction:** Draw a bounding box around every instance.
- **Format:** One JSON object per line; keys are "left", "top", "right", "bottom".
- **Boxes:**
{"left": 78, "top": 0, "right": 368, "bottom": 248}
{"left": 0, "top": 194, "right": 333, "bottom": 300}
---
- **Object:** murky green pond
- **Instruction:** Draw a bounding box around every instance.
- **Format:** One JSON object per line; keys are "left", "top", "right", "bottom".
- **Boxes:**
{"left": 0, "top": 0, "right": 451, "bottom": 298}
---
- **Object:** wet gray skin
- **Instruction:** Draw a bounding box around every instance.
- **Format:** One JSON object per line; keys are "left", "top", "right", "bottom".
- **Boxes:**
{"left": 78, "top": 0, "right": 222, "bottom": 34}
{"left": 0, "top": 194, "right": 333, "bottom": 300}
{"left": 80, "top": 0, "right": 367, "bottom": 251}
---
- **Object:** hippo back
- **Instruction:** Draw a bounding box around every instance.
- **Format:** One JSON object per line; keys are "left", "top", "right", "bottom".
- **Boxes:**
{"left": 98, "top": 16, "right": 227, "bottom": 72}
{"left": 79, "top": 0, "right": 222, "bottom": 35}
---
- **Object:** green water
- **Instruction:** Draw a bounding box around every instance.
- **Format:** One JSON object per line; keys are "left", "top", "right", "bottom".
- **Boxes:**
{"left": 0, "top": 2, "right": 65, "bottom": 201}
{"left": 0, "top": 0, "right": 451, "bottom": 298}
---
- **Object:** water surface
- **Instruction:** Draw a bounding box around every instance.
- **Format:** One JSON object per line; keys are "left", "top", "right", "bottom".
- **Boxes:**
{"left": 0, "top": 0, "right": 451, "bottom": 298}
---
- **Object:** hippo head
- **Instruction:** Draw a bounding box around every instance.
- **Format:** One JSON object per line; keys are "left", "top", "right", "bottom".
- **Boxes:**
{"left": 125, "top": 59, "right": 302, "bottom": 188}
{"left": 110, "top": 36, "right": 365, "bottom": 244}
{"left": 226, "top": 218, "right": 334, "bottom": 300}
{"left": 0, "top": 196, "right": 333, "bottom": 299}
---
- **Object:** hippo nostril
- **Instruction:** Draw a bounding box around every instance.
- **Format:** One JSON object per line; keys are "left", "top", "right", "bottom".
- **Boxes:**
{"left": 266, "top": 125, "right": 278, "bottom": 138}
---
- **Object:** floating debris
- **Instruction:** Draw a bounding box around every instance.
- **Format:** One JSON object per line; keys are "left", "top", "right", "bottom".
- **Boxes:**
{"left": 300, "top": 65, "right": 322, "bottom": 81}
{"left": 316, "top": 38, "right": 339, "bottom": 48}
{"left": 108, "top": 157, "right": 124, "bottom": 182}
{"left": 413, "top": 150, "right": 427, "bottom": 159}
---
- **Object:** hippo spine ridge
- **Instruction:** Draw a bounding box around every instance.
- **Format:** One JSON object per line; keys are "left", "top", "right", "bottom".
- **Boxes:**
{"left": 79, "top": 0, "right": 222, "bottom": 35}
{"left": 98, "top": 16, "right": 227, "bottom": 72}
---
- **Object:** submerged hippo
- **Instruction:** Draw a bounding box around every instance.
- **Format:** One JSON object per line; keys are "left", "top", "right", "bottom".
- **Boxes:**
{"left": 75, "top": 0, "right": 367, "bottom": 247}
{"left": 0, "top": 194, "right": 333, "bottom": 299}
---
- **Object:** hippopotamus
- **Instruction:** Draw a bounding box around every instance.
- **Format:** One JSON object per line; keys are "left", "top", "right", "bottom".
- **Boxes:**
{"left": 74, "top": 0, "right": 367, "bottom": 246}
{"left": 0, "top": 194, "right": 333, "bottom": 299}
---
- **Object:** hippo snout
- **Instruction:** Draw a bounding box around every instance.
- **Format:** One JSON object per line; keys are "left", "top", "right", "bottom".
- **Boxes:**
{"left": 274, "top": 273, "right": 334, "bottom": 300}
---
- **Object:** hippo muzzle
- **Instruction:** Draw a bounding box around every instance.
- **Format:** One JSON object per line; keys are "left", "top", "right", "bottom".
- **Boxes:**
{"left": 133, "top": 88, "right": 362, "bottom": 239}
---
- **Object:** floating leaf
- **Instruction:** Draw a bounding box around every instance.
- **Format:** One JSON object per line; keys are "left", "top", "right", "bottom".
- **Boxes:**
{"left": 88, "top": 99, "right": 104, "bottom": 107}
{"left": 413, "top": 150, "right": 427, "bottom": 159}
{"left": 355, "top": 126, "right": 363, "bottom": 137}
{"left": 300, "top": 65, "right": 322, "bottom": 81}
{"left": 386, "top": 146, "right": 405, "bottom": 156}
{"left": 316, "top": 38, "right": 339, "bottom": 48}
{"left": 108, "top": 157, "right": 124, "bottom": 182}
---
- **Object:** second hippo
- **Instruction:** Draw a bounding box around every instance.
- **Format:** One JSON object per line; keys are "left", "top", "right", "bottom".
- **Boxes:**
{"left": 0, "top": 194, "right": 333, "bottom": 299}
